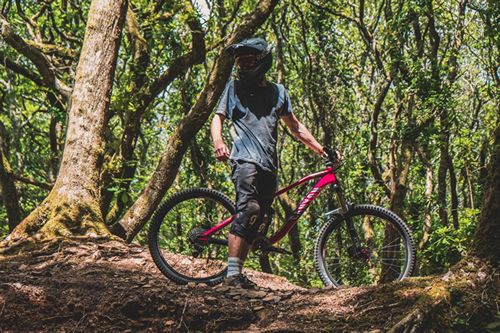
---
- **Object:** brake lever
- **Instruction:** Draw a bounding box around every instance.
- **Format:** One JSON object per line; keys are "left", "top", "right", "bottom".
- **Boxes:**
{"left": 333, "top": 161, "right": 345, "bottom": 171}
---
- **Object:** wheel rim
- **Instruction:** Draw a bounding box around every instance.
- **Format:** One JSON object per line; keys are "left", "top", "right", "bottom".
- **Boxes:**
{"left": 156, "top": 195, "right": 233, "bottom": 281}
{"left": 322, "top": 211, "right": 410, "bottom": 287}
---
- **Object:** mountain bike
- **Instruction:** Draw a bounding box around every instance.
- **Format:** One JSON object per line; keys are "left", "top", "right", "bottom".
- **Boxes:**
{"left": 148, "top": 149, "right": 416, "bottom": 288}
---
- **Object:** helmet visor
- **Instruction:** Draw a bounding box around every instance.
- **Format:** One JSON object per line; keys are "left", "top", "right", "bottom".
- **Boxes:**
{"left": 236, "top": 54, "right": 257, "bottom": 69}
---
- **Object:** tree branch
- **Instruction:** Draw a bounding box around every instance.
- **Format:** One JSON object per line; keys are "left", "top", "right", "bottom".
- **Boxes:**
{"left": 9, "top": 173, "right": 53, "bottom": 191}
{"left": 368, "top": 77, "right": 392, "bottom": 198}
{"left": 0, "top": 14, "right": 72, "bottom": 99}
{"left": 0, "top": 50, "right": 44, "bottom": 86}
{"left": 145, "top": 3, "right": 206, "bottom": 103}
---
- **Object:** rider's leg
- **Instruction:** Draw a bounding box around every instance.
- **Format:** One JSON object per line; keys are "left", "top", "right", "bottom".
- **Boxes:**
{"left": 227, "top": 234, "right": 251, "bottom": 277}
{"left": 227, "top": 162, "right": 276, "bottom": 279}
{"left": 228, "top": 199, "right": 260, "bottom": 277}
{"left": 228, "top": 162, "right": 260, "bottom": 278}
{"left": 228, "top": 234, "right": 251, "bottom": 260}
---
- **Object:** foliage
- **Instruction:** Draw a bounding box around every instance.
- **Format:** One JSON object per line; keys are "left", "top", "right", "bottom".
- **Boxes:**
{"left": 487, "top": 313, "right": 500, "bottom": 333}
{"left": 0, "top": 0, "right": 499, "bottom": 287}
{"left": 419, "top": 209, "right": 479, "bottom": 275}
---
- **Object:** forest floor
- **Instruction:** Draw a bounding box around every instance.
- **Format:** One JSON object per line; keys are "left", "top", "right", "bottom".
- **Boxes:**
{"left": 0, "top": 237, "right": 497, "bottom": 332}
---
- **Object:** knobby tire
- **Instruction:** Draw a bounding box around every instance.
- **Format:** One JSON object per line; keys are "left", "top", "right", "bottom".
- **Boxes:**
{"left": 148, "top": 188, "right": 235, "bottom": 285}
{"left": 314, "top": 204, "right": 416, "bottom": 287}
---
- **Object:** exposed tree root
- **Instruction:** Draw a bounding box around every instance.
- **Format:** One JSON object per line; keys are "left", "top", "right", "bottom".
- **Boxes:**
{"left": 385, "top": 256, "right": 498, "bottom": 332}
{"left": 0, "top": 234, "right": 120, "bottom": 255}
{"left": 387, "top": 308, "right": 426, "bottom": 333}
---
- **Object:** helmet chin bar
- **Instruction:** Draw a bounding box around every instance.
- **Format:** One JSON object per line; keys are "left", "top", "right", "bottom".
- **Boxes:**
{"left": 239, "top": 74, "right": 265, "bottom": 85}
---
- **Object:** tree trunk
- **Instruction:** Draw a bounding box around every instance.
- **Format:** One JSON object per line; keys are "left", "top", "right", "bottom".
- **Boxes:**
{"left": 389, "top": 135, "right": 415, "bottom": 220}
{"left": 469, "top": 128, "right": 500, "bottom": 265}
{"left": 3, "top": 0, "right": 128, "bottom": 242}
{"left": 448, "top": 157, "right": 459, "bottom": 228}
{"left": 111, "top": 0, "right": 280, "bottom": 243}
{"left": 437, "top": 127, "right": 450, "bottom": 226}
{"left": 416, "top": 146, "right": 434, "bottom": 251}
{"left": 0, "top": 136, "right": 22, "bottom": 231}
{"left": 469, "top": 0, "right": 500, "bottom": 266}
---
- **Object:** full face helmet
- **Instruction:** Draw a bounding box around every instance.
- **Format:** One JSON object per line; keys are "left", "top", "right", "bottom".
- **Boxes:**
{"left": 225, "top": 38, "right": 273, "bottom": 85}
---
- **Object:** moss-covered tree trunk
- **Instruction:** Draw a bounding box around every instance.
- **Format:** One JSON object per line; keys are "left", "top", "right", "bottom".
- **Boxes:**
{"left": 0, "top": 131, "right": 21, "bottom": 231}
{"left": 2, "top": 0, "right": 128, "bottom": 243}
{"left": 469, "top": 124, "right": 500, "bottom": 265}
{"left": 111, "top": 0, "right": 280, "bottom": 243}
{"left": 469, "top": 0, "right": 500, "bottom": 266}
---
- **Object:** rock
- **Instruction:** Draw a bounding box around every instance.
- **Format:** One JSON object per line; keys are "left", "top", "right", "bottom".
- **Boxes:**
{"left": 205, "top": 297, "right": 218, "bottom": 305}
{"left": 247, "top": 290, "right": 267, "bottom": 299}
{"left": 308, "top": 287, "right": 320, "bottom": 294}
{"left": 263, "top": 295, "right": 281, "bottom": 303}
{"left": 132, "top": 258, "right": 144, "bottom": 265}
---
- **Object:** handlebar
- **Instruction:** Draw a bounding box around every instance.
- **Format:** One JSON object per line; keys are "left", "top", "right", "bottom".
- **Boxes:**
{"left": 322, "top": 147, "right": 340, "bottom": 166}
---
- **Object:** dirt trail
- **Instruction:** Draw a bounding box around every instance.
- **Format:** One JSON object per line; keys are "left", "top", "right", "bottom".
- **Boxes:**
{"left": 0, "top": 238, "right": 410, "bottom": 332}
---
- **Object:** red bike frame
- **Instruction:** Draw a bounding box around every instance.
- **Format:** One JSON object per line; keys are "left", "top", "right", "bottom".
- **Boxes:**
{"left": 198, "top": 166, "right": 339, "bottom": 246}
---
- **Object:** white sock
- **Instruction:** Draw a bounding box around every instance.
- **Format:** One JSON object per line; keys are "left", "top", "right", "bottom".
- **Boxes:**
{"left": 227, "top": 257, "right": 244, "bottom": 277}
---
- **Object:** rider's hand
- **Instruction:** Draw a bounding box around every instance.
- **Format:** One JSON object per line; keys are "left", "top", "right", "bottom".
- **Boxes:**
{"left": 332, "top": 150, "right": 341, "bottom": 164}
{"left": 322, "top": 147, "right": 341, "bottom": 165}
{"left": 214, "top": 140, "right": 230, "bottom": 163}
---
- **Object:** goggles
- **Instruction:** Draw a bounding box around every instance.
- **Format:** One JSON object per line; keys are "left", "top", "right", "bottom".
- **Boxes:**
{"left": 235, "top": 54, "right": 257, "bottom": 69}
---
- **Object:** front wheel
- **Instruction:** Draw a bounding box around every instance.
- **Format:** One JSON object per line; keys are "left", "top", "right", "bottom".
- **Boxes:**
{"left": 148, "top": 188, "right": 235, "bottom": 286}
{"left": 314, "top": 205, "right": 416, "bottom": 287}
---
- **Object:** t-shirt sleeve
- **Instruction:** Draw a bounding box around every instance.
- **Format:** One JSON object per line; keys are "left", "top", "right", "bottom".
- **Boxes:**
{"left": 281, "top": 88, "right": 293, "bottom": 116}
{"left": 278, "top": 85, "right": 293, "bottom": 117}
{"left": 215, "top": 81, "right": 234, "bottom": 119}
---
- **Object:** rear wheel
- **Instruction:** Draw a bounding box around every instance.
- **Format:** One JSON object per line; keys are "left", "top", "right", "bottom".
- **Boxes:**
{"left": 315, "top": 205, "right": 415, "bottom": 287}
{"left": 148, "top": 188, "right": 235, "bottom": 285}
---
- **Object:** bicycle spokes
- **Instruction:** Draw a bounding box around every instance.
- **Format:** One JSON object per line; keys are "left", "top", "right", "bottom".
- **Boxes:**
{"left": 315, "top": 205, "right": 415, "bottom": 287}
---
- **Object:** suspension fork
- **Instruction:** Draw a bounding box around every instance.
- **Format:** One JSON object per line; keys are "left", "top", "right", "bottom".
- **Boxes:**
{"left": 333, "top": 183, "right": 364, "bottom": 257}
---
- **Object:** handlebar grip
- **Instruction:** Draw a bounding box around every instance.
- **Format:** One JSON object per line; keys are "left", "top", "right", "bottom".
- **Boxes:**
{"left": 322, "top": 147, "right": 339, "bottom": 163}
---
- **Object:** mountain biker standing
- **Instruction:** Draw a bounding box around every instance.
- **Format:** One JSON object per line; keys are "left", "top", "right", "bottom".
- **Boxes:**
{"left": 211, "top": 38, "right": 336, "bottom": 289}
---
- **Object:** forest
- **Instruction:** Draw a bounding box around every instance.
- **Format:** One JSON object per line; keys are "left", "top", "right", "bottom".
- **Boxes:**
{"left": 0, "top": 0, "right": 499, "bottom": 331}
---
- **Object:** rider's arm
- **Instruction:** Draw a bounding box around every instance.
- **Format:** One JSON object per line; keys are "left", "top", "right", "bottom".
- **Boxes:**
{"left": 211, "top": 113, "right": 231, "bottom": 162}
{"left": 282, "top": 113, "right": 325, "bottom": 156}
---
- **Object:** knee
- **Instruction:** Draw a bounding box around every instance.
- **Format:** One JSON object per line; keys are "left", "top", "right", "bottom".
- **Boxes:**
{"left": 230, "top": 200, "right": 260, "bottom": 238}
{"left": 244, "top": 200, "right": 260, "bottom": 226}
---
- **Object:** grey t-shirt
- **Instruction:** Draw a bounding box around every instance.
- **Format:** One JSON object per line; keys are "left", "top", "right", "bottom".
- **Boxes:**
{"left": 216, "top": 80, "right": 293, "bottom": 175}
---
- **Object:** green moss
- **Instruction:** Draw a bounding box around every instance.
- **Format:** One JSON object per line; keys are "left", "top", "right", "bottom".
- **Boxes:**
{"left": 8, "top": 191, "right": 109, "bottom": 242}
